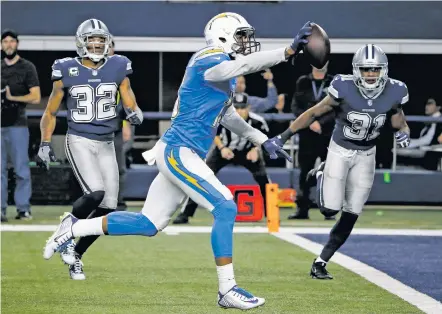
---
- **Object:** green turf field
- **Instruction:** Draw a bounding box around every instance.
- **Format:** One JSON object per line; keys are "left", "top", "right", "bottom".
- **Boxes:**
{"left": 2, "top": 205, "right": 441, "bottom": 313}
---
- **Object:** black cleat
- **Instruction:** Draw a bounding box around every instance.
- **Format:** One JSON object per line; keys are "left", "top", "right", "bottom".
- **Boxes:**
{"left": 1, "top": 214, "right": 8, "bottom": 223}
{"left": 288, "top": 211, "right": 310, "bottom": 220}
{"left": 172, "top": 213, "right": 189, "bottom": 225}
{"left": 15, "top": 211, "right": 32, "bottom": 220}
{"left": 310, "top": 259, "right": 333, "bottom": 280}
{"left": 324, "top": 215, "right": 336, "bottom": 221}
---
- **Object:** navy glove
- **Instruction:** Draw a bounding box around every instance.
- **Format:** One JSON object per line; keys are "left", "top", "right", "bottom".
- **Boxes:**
{"left": 262, "top": 137, "right": 293, "bottom": 162}
{"left": 290, "top": 21, "right": 313, "bottom": 54}
{"left": 395, "top": 131, "right": 410, "bottom": 148}
{"left": 36, "top": 142, "right": 57, "bottom": 170}
{"left": 125, "top": 107, "right": 143, "bottom": 125}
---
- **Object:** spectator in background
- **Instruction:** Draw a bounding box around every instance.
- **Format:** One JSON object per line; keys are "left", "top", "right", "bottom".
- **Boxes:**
{"left": 109, "top": 40, "right": 134, "bottom": 211}
{"left": 173, "top": 93, "right": 270, "bottom": 224}
{"left": 1, "top": 29, "right": 41, "bottom": 222}
{"left": 236, "top": 69, "right": 278, "bottom": 113}
{"left": 289, "top": 63, "right": 334, "bottom": 220}
{"left": 397, "top": 98, "right": 441, "bottom": 170}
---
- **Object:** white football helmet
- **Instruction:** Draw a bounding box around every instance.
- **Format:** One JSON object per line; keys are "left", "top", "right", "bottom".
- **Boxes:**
{"left": 204, "top": 12, "right": 260, "bottom": 55}
{"left": 352, "top": 44, "right": 389, "bottom": 96}
{"left": 75, "top": 18, "right": 112, "bottom": 63}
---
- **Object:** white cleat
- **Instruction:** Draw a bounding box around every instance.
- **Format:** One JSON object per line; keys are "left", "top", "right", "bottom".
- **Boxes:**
{"left": 69, "top": 257, "right": 86, "bottom": 280}
{"left": 43, "top": 212, "right": 77, "bottom": 260}
{"left": 218, "top": 286, "right": 265, "bottom": 310}
{"left": 60, "top": 239, "right": 77, "bottom": 265}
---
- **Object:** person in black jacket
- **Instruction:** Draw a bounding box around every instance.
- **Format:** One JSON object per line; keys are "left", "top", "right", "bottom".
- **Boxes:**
{"left": 289, "top": 63, "right": 335, "bottom": 220}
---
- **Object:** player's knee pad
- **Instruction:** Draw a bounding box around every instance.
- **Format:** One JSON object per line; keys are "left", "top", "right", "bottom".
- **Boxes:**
{"left": 72, "top": 190, "right": 105, "bottom": 219}
{"left": 85, "top": 190, "right": 105, "bottom": 204}
{"left": 211, "top": 199, "right": 237, "bottom": 224}
{"left": 316, "top": 173, "right": 340, "bottom": 218}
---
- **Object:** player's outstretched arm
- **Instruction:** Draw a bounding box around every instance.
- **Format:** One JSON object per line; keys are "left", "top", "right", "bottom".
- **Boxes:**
{"left": 37, "top": 80, "right": 64, "bottom": 170}
{"left": 221, "top": 105, "right": 268, "bottom": 145}
{"left": 119, "top": 77, "right": 143, "bottom": 125}
{"left": 221, "top": 106, "right": 292, "bottom": 161}
{"left": 278, "top": 95, "right": 338, "bottom": 143}
{"left": 204, "top": 22, "right": 312, "bottom": 82}
{"left": 391, "top": 108, "right": 411, "bottom": 148}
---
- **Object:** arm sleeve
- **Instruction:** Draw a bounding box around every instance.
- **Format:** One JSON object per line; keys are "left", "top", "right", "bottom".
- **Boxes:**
{"left": 220, "top": 106, "right": 268, "bottom": 145}
{"left": 248, "top": 84, "right": 278, "bottom": 113}
{"left": 327, "top": 74, "right": 346, "bottom": 101}
{"left": 122, "top": 56, "right": 133, "bottom": 76}
{"left": 51, "top": 60, "right": 63, "bottom": 81}
{"left": 25, "top": 62, "right": 40, "bottom": 89}
{"left": 204, "top": 48, "right": 286, "bottom": 82}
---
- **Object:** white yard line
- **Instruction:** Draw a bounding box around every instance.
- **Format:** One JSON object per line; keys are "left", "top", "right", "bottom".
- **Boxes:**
{"left": 272, "top": 232, "right": 442, "bottom": 314}
{"left": 2, "top": 224, "right": 442, "bottom": 236}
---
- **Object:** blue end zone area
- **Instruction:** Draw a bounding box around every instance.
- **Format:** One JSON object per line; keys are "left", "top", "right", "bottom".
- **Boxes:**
{"left": 301, "top": 234, "right": 442, "bottom": 302}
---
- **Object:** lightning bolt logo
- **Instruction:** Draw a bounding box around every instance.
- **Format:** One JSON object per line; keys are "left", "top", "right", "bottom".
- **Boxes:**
{"left": 167, "top": 150, "right": 208, "bottom": 193}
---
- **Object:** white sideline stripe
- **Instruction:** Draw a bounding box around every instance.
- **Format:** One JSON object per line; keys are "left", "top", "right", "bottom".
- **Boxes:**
{"left": 1, "top": 225, "right": 442, "bottom": 236}
{"left": 272, "top": 233, "right": 442, "bottom": 314}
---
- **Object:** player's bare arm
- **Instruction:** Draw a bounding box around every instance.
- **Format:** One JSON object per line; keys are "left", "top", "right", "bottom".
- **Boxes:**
{"left": 278, "top": 95, "right": 338, "bottom": 143}
{"left": 119, "top": 77, "right": 143, "bottom": 125}
{"left": 40, "top": 80, "right": 64, "bottom": 142}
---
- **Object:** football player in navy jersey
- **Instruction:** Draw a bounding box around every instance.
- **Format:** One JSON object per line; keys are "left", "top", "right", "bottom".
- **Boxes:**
{"left": 273, "top": 44, "right": 410, "bottom": 279}
{"left": 37, "top": 19, "right": 143, "bottom": 280}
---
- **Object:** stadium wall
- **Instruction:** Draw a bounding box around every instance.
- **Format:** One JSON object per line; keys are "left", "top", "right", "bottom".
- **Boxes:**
{"left": 2, "top": 1, "right": 442, "bottom": 39}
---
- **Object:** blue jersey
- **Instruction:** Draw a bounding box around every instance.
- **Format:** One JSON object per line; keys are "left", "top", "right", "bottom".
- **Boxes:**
{"left": 328, "top": 74, "right": 408, "bottom": 150}
{"left": 162, "top": 47, "right": 236, "bottom": 158}
{"left": 51, "top": 54, "right": 133, "bottom": 141}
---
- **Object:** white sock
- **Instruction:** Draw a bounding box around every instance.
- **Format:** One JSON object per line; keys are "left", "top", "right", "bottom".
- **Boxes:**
{"left": 217, "top": 263, "right": 237, "bottom": 295}
{"left": 315, "top": 257, "right": 327, "bottom": 264}
{"left": 72, "top": 218, "right": 104, "bottom": 237}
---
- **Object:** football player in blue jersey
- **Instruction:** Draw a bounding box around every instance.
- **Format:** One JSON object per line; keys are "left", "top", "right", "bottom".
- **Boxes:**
{"left": 43, "top": 13, "right": 312, "bottom": 309}
{"left": 273, "top": 44, "right": 410, "bottom": 279}
{"left": 38, "top": 19, "right": 143, "bottom": 280}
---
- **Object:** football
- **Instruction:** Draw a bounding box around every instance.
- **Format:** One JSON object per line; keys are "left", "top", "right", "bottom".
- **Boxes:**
{"left": 303, "top": 23, "right": 331, "bottom": 69}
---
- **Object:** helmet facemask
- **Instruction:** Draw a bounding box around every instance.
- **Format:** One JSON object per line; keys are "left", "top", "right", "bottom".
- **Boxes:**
{"left": 353, "top": 64, "right": 388, "bottom": 96}
{"left": 230, "top": 27, "right": 261, "bottom": 56}
{"left": 76, "top": 31, "right": 111, "bottom": 63}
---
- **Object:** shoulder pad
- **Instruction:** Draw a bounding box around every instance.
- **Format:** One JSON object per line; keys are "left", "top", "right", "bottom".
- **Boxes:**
{"left": 328, "top": 74, "right": 352, "bottom": 100}
{"left": 388, "top": 78, "right": 409, "bottom": 105}
{"left": 189, "top": 46, "right": 229, "bottom": 67}
{"left": 109, "top": 54, "right": 133, "bottom": 76}
{"left": 51, "top": 57, "right": 75, "bottom": 81}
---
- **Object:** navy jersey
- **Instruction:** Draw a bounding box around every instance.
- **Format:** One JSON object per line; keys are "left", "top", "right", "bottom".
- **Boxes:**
{"left": 162, "top": 47, "right": 236, "bottom": 158}
{"left": 328, "top": 74, "right": 409, "bottom": 150}
{"left": 51, "top": 54, "right": 132, "bottom": 140}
